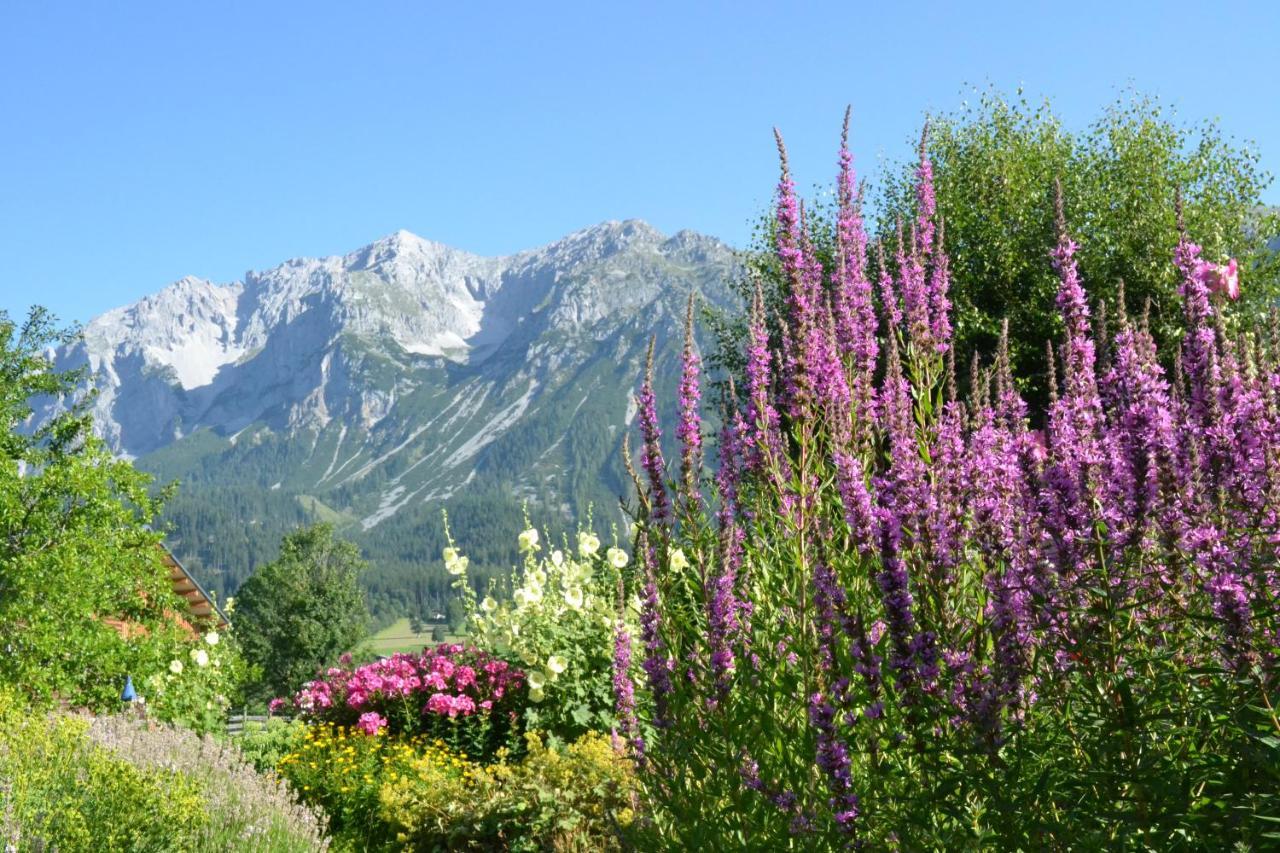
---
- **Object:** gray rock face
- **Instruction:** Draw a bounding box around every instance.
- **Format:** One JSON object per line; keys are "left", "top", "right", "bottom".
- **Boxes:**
{"left": 47, "top": 221, "right": 735, "bottom": 458}
{"left": 38, "top": 221, "right": 739, "bottom": 576}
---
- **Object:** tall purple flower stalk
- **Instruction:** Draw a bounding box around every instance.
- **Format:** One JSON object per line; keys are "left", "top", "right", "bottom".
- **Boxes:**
{"left": 677, "top": 296, "right": 703, "bottom": 507}
{"left": 638, "top": 338, "right": 672, "bottom": 528}
{"left": 832, "top": 108, "right": 878, "bottom": 426}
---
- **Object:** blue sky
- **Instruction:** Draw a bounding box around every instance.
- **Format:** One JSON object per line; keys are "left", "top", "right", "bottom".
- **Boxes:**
{"left": 2, "top": 1, "right": 1278, "bottom": 325}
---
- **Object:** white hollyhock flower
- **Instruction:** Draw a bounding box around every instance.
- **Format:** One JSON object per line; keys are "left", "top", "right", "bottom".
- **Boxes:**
{"left": 606, "top": 547, "right": 629, "bottom": 569}
{"left": 168, "top": 660, "right": 184, "bottom": 675}
{"left": 191, "top": 648, "right": 210, "bottom": 667}
{"left": 564, "top": 586, "right": 584, "bottom": 610}
{"left": 551, "top": 549, "right": 564, "bottom": 567}
{"left": 577, "top": 531, "right": 600, "bottom": 557}
{"left": 529, "top": 686, "right": 545, "bottom": 703}
{"left": 480, "top": 596, "right": 497, "bottom": 613}
{"left": 546, "top": 655, "right": 568, "bottom": 675}
{"left": 204, "top": 631, "right": 220, "bottom": 646}
{"left": 527, "top": 669, "right": 546, "bottom": 690}
{"left": 518, "top": 528, "right": 540, "bottom": 552}
{"left": 669, "top": 548, "right": 690, "bottom": 571}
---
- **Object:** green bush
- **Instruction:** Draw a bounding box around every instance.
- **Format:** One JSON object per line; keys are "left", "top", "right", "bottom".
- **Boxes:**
{"left": 380, "top": 730, "right": 637, "bottom": 851}
{"left": 276, "top": 723, "right": 456, "bottom": 849}
{"left": 0, "top": 690, "right": 326, "bottom": 852}
{"left": 877, "top": 89, "right": 1279, "bottom": 406}
{"left": 0, "top": 309, "right": 247, "bottom": 723}
{"left": 84, "top": 714, "right": 327, "bottom": 851}
{"left": 0, "top": 692, "right": 203, "bottom": 851}
{"left": 235, "top": 716, "right": 309, "bottom": 773}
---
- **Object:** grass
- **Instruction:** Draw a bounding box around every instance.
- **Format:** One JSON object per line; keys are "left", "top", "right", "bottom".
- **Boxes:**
{"left": 359, "top": 618, "right": 464, "bottom": 656}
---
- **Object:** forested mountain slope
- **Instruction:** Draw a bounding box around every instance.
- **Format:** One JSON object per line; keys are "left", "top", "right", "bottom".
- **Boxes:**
{"left": 38, "top": 221, "right": 739, "bottom": 619}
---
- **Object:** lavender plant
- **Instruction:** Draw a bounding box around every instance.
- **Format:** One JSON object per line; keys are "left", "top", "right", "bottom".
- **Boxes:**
{"left": 624, "top": 112, "right": 1280, "bottom": 849}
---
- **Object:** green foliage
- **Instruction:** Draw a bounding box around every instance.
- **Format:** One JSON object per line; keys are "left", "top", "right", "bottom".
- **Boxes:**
{"left": 139, "top": 625, "right": 247, "bottom": 735}
{"left": 276, "top": 723, "right": 450, "bottom": 849}
{"left": 451, "top": 519, "right": 634, "bottom": 742}
{"left": 0, "top": 308, "right": 241, "bottom": 715}
{"left": 81, "top": 713, "right": 329, "bottom": 851}
{"left": 235, "top": 523, "right": 371, "bottom": 700}
{"left": 235, "top": 716, "right": 310, "bottom": 774}
{"left": 0, "top": 692, "right": 205, "bottom": 851}
{"left": 878, "top": 89, "right": 1279, "bottom": 405}
{"left": 380, "top": 730, "right": 637, "bottom": 852}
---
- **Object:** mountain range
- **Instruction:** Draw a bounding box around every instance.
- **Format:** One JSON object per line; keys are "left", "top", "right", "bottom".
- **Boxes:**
{"left": 39, "top": 221, "right": 739, "bottom": 618}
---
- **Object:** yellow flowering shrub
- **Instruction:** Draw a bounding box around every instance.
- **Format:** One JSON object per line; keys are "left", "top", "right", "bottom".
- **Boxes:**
{"left": 276, "top": 722, "right": 472, "bottom": 850}
{"left": 0, "top": 690, "right": 206, "bottom": 851}
{"left": 380, "top": 730, "right": 637, "bottom": 851}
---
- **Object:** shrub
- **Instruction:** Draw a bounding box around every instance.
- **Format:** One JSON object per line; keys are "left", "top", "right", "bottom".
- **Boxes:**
{"left": 276, "top": 722, "right": 450, "bottom": 849}
{"left": 622, "top": 119, "right": 1280, "bottom": 848}
{"left": 83, "top": 714, "right": 329, "bottom": 851}
{"left": 0, "top": 695, "right": 203, "bottom": 851}
{"left": 277, "top": 643, "right": 526, "bottom": 759}
{"left": 236, "top": 523, "right": 371, "bottom": 702}
{"left": 450, "top": 521, "right": 638, "bottom": 741}
{"left": 0, "top": 690, "right": 325, "bottom": 852}
{"left": 137, "top": 624, "right": 248, "bottom": 735}
{"left": 235, "top": 716, "right": 309, "bottom": 773}
{"left": 381, "top": 730, "right": 637, "bottom": 851}
{"left": 0, "top": 309, "right": 249, "bottom": 724}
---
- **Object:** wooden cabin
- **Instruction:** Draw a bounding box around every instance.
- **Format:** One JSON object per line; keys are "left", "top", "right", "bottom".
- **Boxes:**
{"left": 159, "top": 542, "right": 230, "bottom": 631}
{"left": 100, "top": 542, "right": 229, "bottom": 640}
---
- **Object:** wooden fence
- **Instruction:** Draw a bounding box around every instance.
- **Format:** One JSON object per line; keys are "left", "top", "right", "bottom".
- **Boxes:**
{"left": 226, "top": 712, "right": 286, "bottom": 736}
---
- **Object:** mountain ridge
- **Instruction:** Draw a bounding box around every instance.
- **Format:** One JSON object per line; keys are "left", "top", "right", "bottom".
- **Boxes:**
{"left": 39, "top": 220, "right": 740, "bottom": 618}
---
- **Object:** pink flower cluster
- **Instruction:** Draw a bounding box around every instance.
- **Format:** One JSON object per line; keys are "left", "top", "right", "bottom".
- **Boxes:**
{"left": 276, "top": 643, "right": 525, "bottom": 739}
{"left": 357, "top": 711, "right": 387, "bottom": 735}
{"left": 1194, "top": 257, "right": 1241, "bottom": 300}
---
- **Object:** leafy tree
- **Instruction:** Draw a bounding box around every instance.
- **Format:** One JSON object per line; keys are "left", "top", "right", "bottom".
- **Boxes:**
{"left": 0, "top": 308, "right": 220, "bottom": 711}
{"left": 235, "top": 523, "right": 370, "bottom": 700}
{"left": 877, "top": 89, "right": 1279, "bottom": 406}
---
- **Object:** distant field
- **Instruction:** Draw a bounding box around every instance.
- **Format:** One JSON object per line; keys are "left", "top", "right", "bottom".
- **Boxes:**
{"left": 360, "top": 617, "right": 464, "bottom": 656}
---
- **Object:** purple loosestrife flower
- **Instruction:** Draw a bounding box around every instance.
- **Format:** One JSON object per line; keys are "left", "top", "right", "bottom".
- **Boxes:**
{"left": 875, "top": 507, "right": 918, "bottom": 686}
{"left": 773, "top": 130, "right": 820, "bottom": 421}
{"left": 834, "top": 451, "right": 877, "bottom": 555}
{"left": 927, "top": 399, "right": 967, "bottom": 583}
{"left": 612, "top": 622, "right": 638, "bottom": 747}
{"left": 808, "top": 691, "right": 860, "bottom": 833}
{"left": 744, "top": 289, "right": 789, "bottom": 480}
{"left": 638, "top": 531, "right": 674, "bottom": 727}
{"left": 896, "top": 221, "right": 932, "bottom": 354}
{"left": 878, "top": 334, "right": 928, "bottom": 540}
{"left": 677, "top": 297, "right": 703, "bottom": 506}
{"left": 1044, "top": 190, "right": 1105, "bottom": 586}
{"left": 915, "top": 125, "right": 937, "bottom": 257}
{"left": 1176, "top": 237, "right": 1221, "bottom": 435}
{"left": 638, "top": 338, "right": 672, "bottom": 528}
{"left": 877, "top": 240, "right": 902, "bottom": 332}
{"left": 832, "top": 108, "right": 879, "bottom": 424}
{"left": 1102, "top": 309, "right": 1177, "bottom": 550}
{"left": 927, "top": 218, "right": 953, "bottom": 354}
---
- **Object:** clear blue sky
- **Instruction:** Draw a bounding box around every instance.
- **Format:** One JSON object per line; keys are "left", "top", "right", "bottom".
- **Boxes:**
{"left": 2, "top": 1, "right": 1278, "bottom": 325}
